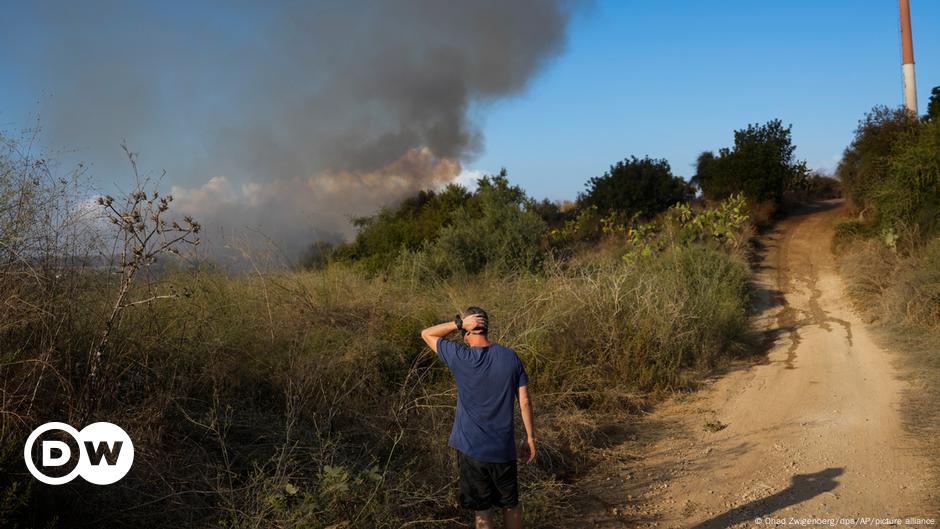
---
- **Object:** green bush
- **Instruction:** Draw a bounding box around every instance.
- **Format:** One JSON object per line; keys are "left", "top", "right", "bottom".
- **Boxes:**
{"left": 422, "top": 174, "right": 548, "bottom": 276}
{"left": 332, "top": 184, "right": 472, "bottom": 273}
{"left": 334, "top": 170, "right": 548, "bottom": 276}
{"left": 694, "top": 119, "right": 806, "bottom": 203}
{"left": 836, "top": 106, "right": 919, "bottom": 212}
{"left": 875, "top": 119, "right": 940, "bottom": 237}
{"left": 837, "top": 102, "right": 940, "bottom": 241}
{"left": 579, "top": 156, "right": 692, "bottom": 219}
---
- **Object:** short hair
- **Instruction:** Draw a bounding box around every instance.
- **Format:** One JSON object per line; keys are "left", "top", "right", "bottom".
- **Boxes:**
{"left": 463, "top": 306, "right": 489, "bottom": 335}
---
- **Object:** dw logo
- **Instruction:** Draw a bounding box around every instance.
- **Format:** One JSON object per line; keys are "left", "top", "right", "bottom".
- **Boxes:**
{"left": 23, "top": 422, "right": 134, "bottom": 485}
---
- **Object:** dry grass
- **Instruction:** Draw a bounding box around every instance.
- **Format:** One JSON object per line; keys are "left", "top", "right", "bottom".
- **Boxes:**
{"left": 0, "top": 135, "right": 755, "bottom": 528}
{"left": 837, "top": 235, "right": 940, "bottom": 504}
{"left": 1, "top": 242, "right": 752, "bottom": 528}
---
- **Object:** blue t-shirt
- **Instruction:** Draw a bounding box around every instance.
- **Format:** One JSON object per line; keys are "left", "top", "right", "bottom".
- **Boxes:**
{"left": 436, "top": 338, "right": 529, "bottom": 463}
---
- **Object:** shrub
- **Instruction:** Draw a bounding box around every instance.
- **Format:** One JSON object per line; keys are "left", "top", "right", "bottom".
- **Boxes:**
{"left": 333, "top": 184, "right": 472, "bottom": 273}
{"left": 926, "top": 85, "right": 940, "bottom": 123}
{"left": 838, "top": 238, "right": 897, "bottom": 320}
{"left": 875, "top": 118, "right": 940, "bottom": 237}
{"left": 694, "top": 119, "right": 806, "bottom": 203}
{"left": 334, "top": 170, "right": 548, "bottom": 276}
{"left": 836, "top": 106, "right": 919, "bottom": 212}
{"left": 422, "top": 174, "right": 548, "bottom": 276}
{"left": 579, "top": 156, "right": 692, "bottom": 219}
{"left": 622, "top": 194, "right": 752, "bottom": 263}
{"left": 883, "top": 239, "right": 940, "bottom": 331}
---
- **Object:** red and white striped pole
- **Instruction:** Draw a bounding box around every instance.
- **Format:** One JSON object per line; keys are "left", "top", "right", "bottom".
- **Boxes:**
{"left": 899, "top": 0, "right": 917, "bottom": 114}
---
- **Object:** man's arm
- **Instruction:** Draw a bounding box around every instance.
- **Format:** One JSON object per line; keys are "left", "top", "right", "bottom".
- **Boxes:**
{"left": 518, "top": 385, "right": 536, "bottom": 464}
{"left": 420, "top": 313, "right": 485, "bottom": 353}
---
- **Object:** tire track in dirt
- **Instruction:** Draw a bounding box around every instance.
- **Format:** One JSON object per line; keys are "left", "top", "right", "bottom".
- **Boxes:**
{"left": 563, "top": 201, "right": 936, "bottom": 528}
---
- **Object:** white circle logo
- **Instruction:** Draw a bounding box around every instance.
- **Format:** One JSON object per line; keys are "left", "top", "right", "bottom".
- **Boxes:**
{"left": 23, "top": 421, "right": 134, "bottom": 485}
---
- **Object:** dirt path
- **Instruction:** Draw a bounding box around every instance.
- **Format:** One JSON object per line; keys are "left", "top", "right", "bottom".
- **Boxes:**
{"left": 566, "top": 201, "right": 937, "bottom": 528}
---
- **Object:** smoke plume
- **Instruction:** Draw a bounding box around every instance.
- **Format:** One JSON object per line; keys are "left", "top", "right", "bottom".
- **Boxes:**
{"left": 16, "top": 0, "right": 581, "bottom": 258}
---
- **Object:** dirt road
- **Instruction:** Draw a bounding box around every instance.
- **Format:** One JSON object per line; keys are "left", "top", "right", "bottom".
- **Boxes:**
{"left": 567, "top": 201, "right": 937, "bottom": 528}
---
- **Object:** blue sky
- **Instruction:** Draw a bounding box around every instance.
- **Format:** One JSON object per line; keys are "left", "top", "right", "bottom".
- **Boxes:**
{"left": 1, "top": 0, "right": 938, "bottom": 231}
{"left": 472, "top": 0, "right": 940, "bottom": 200}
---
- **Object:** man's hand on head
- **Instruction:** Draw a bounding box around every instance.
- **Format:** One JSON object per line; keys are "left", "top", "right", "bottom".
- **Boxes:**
{"left": 420, "top": 313, "right": 486, "bottom": 352}
{"left": 461, "top": 313, "right": 486, "bottom": 334}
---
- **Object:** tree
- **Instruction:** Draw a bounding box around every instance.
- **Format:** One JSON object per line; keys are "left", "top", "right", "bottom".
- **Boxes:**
{"left": 691, "top": 151, "right": 716, "bottom": 195}
{"left": 579, "top": 156, "right": 691, "bottom": 219}
{"left": 877, "top": 118, "right": 940, "bottom": 236}
{"left": 426, "top": 170, "right": 548, "bottom": 275}
{"left": 926, "top": 85, "right": 940, "bottom": 122}
{"left": 332, "top": 184, "right": 471, "bottom": 273}
{"left": 836, "top": 106, "right": 919, "bottom": 211}
{"left": 332, "top": 169, "right": 548, "bottom": 275}
{"left": 695, "top": 119, "right": 805, "bottom": 203}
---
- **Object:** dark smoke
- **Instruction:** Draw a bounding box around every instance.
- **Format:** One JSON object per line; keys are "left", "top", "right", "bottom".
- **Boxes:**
{"left": 17, "top": 0, "right": 582, "bottom": 258}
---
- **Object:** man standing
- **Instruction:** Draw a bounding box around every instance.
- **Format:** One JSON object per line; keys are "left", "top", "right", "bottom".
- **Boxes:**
{"left": 420, "top": 307, "right": 536, "bottom": 529}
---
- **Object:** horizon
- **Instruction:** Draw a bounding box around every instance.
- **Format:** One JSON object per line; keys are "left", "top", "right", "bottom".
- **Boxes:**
{"left": 1, "top": 0, "right": 937, "bottom": 255}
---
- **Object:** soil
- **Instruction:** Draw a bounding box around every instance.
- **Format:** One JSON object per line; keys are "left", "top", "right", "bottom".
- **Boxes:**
{"left": 563, "top": 200, "right": 938, "bottom": 528}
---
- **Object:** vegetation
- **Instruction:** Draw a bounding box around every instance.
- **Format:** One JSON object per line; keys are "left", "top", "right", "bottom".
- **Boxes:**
{"left": 693, "top": 119, "right": 807, "bottom": 203}
{"left": 0, "top": 118, "right": 800, "bottom": 527}
{"left": 837, "top": 89, "right": 940, "bottom": 242}
{"left": 330, "top": 171, "right": 546, "bottom": 277}
{"left": 578, "top": 156, "right": 692, "bottom": 220}
{"left": 927, "top": 86, "right": 940, "bottom": 123}
{"left": 836, "top": 106, "right": 920, "bottom": 217}
{"left": 834, "top": 88, "right": 940, "bottom": 497}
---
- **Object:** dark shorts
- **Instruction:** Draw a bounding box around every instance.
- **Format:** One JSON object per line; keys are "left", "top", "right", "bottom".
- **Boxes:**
{"left": 457, "top": 451, "right": 519, "bottom": 511}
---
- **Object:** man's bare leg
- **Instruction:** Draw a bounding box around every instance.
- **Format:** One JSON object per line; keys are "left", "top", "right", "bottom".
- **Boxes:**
{"left": 503, "top": 505, "right": 521, "bottom": 529}
{"left": 474, "top": 509, "right": 495, "bottom": 529}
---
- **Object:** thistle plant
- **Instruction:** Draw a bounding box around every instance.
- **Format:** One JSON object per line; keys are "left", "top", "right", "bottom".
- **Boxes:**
{"left": 81, "top": 144, "right": 200, "bottom": 418}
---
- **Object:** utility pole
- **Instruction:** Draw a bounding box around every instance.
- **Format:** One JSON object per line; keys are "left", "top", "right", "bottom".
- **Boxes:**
{"left": 899, "top": 0, "right": 917, "bottom": 114}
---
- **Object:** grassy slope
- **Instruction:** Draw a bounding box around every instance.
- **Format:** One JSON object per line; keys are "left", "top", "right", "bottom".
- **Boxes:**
{"left": 2, "top": 239, "right": 752, "bottom": 528}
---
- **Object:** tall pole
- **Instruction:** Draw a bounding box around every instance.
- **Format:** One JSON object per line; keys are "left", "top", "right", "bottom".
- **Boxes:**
{"left": 899, "top": 0, "right": 917, "bottom": 114}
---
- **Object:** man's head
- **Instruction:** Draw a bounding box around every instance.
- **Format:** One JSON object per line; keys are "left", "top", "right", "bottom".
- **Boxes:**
{"left": 461, "top": 306, "right": 489, "bottom": 342}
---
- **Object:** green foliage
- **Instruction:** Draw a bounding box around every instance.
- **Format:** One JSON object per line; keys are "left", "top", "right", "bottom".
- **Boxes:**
{"left": 836, "top": 106, "right": 919, "bottom": 211}
{"left": 666, "top": 193, "right": 750, "bottom": 247}
{"left": 579, "top": 156, "right": 692, "bottom": 219}
{"left": 549, "top": 205, "right": 630, "bottom": 246}
{"left": 794, "top": 171, "right": 842, "bottom": 199}
{"left": 333, "top": 184, "right": 471, "bottom": 274}
{"left": 926, "top": 85, "right": 940, "bottom": 122}
{"left": 875, "top": 118, "right": 940, "bottom": 236}
{"left": 623, "top": 194, "right": 751, "bottom": 263}
{"left": 334, "top": 170, "right": 547, "bottom": 276}
{"left": 551, "top": 205, "right": 599, "bottom": 243}
{"left": 420, "top": 172, "right": 548, "bottom": 275}
{"left": 695, "top": 119, "right": 806, "bottom": 202}
{"left": 838, "top": 104, "right": 940, "bottom": 241}
{"left": 616, "top": 245, "right": 750, "bottom": 388}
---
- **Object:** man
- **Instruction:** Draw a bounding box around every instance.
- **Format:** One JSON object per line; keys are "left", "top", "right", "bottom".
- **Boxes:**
{"left": 420, "top": 306, "right": 535, "bottom": 529}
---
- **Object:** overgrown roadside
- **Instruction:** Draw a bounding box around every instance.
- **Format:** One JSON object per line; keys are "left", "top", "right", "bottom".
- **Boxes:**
{"left": 836, "top": 234, "right": 940, "bottom": 506}
{"left": 562, "top": 200, "right": 937, "bottom": 528}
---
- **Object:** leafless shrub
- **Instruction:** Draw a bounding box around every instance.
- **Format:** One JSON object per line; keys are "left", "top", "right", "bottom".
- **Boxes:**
{"left": 81, "top": 143, "right": 200, "bottom": 418}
